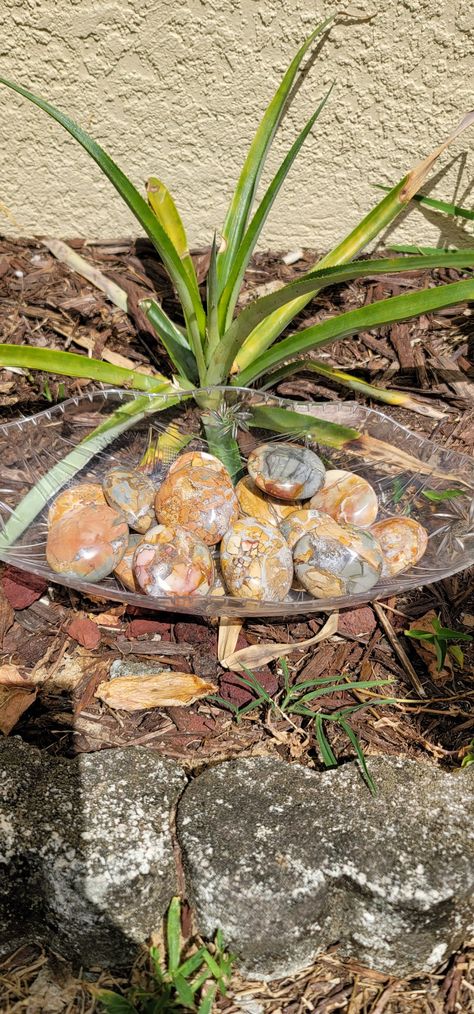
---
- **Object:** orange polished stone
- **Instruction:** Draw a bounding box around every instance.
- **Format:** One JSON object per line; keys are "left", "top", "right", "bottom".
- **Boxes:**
{"left": 220, "top": 518, "right": 293, "bottom": 601}
{"left": 103, "top": 467, "right": 156, "bottom": 533}
{"left": 47, "top": 503, "right": 129, "bottom": 582}
{"left": 235, "top": 476, "right": 299, "bottom": 527}
{"left": 48, "top": 483, "right": 106, "bottom": 526}
{"left": 168, "top": 450, "right": 232, "bottom": 483}
{"left": 155, "top": 466, "right": 239, "bottom": 545}
{"left": 310, "top": 469, "right": 378, "bottom": 528}
{"left": 114, "top": 533, "right": 142, "bottom": 591}
{"left": 370, "top": 517, "right": 428, "bottom": 577}
{"left": 133, "top": 524, "right": 214, "bottom": 597}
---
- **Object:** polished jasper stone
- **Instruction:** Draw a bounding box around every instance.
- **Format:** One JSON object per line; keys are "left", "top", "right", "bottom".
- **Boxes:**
{"left": 168, "top": 450, "right": 232, "bottom": 482}
{"left": 133, "top": 524, "right": 214, "bottom": 597}
{"left": 293, "top": 520, "right": 383, "bottom": 598}
{"left": 247, "top": 441, "right": 325, "bottom": 500}
{"left": 221, "top": 517, "right": 293, "bottom": 601}
{"left": 310, "top": 469, "right": 379, "bottom": 528}
{"left": 113, "top": 533, "right": 142, "bottom": 591}
{"left": 155, "top": 466, "right": 239, "bottom": 545}
{"left": 371, "top": 517, "right": 428, "bottom": 577}
{"left": 48, "top": 483, "right": 106, "bottom": 526}
{"left": 47, "top": 503, "right": 129, "bottom": 582}
{"left": 279, "top": 508, "right": 333, "bottom": 549}
{"left": 235, "top": 476, "right": 299, "bottom": 527}
{"left": 103, "top": 467, "right": 156, "bottom": 533}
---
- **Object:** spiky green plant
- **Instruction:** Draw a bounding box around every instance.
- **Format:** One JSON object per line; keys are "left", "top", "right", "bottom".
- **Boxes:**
{"left": 1, "top": 18, "right": 474, "bottom": 544}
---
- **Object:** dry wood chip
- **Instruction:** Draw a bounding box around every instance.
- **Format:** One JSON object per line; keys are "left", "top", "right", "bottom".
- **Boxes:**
{"left": 95, "top": 671, "right": 217, "bottom": 711}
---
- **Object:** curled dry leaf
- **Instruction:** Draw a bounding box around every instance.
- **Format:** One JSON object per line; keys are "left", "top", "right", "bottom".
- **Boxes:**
{"left": 220, "top": 612, "right": 339, "bottom": 671}
{"left": 218, "top": 616, "right": 243, "bottom": 663}
{"left": 95, "top": 671, "right": 217, "bottom": 711}
{"left": 0, "top": 663, "right": 37, "bottom": 734}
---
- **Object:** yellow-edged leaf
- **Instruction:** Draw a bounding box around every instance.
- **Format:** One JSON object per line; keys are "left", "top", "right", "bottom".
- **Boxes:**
{"left": 95, "top": 671, "right": 217, "bottom": 711}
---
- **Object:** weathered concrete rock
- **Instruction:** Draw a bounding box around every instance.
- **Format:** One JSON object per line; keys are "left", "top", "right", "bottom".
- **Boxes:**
{"left": 178, "top": 756, "right": 474, "bottom": 980}
{"left": 0, "top": 738, "right": 186, "bottom": 965}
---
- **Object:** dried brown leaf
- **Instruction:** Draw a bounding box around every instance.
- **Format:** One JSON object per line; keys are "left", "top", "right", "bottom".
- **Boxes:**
{"left": 0, "top": 663, "right": 37, "bottom": 734}
{"left": 95, "top": 671, "right": 217, "bottom": 711}
{"left": 220, "top": 613, "right": 339, "bottom": 670}
{"left": 218, "top": 616, "right": 243, "bottom": 663}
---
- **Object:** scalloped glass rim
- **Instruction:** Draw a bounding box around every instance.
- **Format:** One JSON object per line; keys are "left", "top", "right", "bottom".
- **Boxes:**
{"left": 0, "top": 386, "right": 472, "bottom": 618}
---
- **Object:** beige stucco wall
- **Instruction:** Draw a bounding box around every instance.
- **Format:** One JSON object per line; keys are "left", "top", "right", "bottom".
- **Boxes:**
{"left": 0, "top": 1, "right": 473, "bottom": 252}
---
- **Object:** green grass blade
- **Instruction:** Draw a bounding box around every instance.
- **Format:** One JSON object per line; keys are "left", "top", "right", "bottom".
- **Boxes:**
{"left": 140, "top": 297, "right": 199, "bottom": 382}
{"left": 209, "top": 250, "right": 474, "bottom": 382}
{"left": 0, "top": 76, "right": 206, "bottom": 349}
{"left": 247, "top": 404, "right": 360, "bottom": 449}
{"left": 166, "top": 897, "right": 182, "bottom": 975}
{"left": 172, "top": 974, "right": 195, "bottom": 1009}
{"left": 236, "top": 277, "right": 474, "bottom": 385}
{"left": 0, "top": 344, "right": 174, "bottom": 392}
{"left": 337, "top": 718, "right": 376, "bottom": 795}
{"left": 147, "top": 175, "right": 200, "bottom": 288}
{"left": 231, "top": 112, "right": 474, "bottom": 371}
{"left": 198, "top": 984, "right": 218, "bottom": 1014}
{"left": 217, "top": 86, "right": 333, "bottom": 333}
{"left": 314, "top": 715, "right": 337, "bottom": 767}
{"left": 216, "top": 16, "right": 335, "bottom": 295}
{"left": 94, "top": 990, "right": 137, "bottom": 1012}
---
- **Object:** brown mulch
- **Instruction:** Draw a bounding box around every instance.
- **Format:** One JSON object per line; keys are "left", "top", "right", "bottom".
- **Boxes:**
{"left": 0, "top": 237, "right": 473, "bottom": 1011}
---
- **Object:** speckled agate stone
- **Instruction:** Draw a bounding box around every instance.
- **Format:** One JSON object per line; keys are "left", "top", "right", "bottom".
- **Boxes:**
{"left": 113, "top": 533, "right": 142, "bottom": 591}
{"left": 48, "top": 483, "right": 106, "bottom": 526}
{"left": 235, "top": 476, "right": 299, "bottom": 527}
{"left": 46, "top": 502, "right": 129, "bottom": 582}
{"left": 168, "top": 450, "right": 232, "bottom": 482}
{"left": 220, "top": 518, "right": 293, "bottom": 601}
{"left": 279, "top": 508, "right": 333, "bottom": 549}
{"left": 155, "top": 466, "right": 239, "bottom": 545}
{"left": 310, "top": 469, "right": 378, "bottom": 528}
{"left": 371, "top": 517, "right": 428, "bottom": 577}
{"left": 247, "top": 442, "right": 325, "bottom": 500}
{"left": 133, "top": 524, "right": 214, "bottom": 597}
{"left": 293, "top": 520, "right": 383, "bottom": 598}
{"left": 103, "top": 467, "right": 156, "bottom": 533}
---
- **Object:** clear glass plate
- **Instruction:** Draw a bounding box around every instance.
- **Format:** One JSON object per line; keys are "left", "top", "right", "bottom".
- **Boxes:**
{"left": 0, "top": 386, "right": 472, "bottom": 617}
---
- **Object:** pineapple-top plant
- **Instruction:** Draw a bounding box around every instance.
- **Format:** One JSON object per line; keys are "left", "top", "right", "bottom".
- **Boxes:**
{"left": 0, "top": 14, "right": 473, "bottom": 543}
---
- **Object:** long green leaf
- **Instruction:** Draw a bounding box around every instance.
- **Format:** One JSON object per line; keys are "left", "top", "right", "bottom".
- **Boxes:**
{"left": 166, "top": 897, "right": 182, "bottom": 975}
{"left": 247, "top": 404, "right": 360, "bottom": 449}
{"left": 208, "top": 250, "right": 474, "bottom": 382}
{"left": 261, "top": 357, "right": 445, "bottom": 418}
{"left": 236, "top": 277, "right": 474, "bottom": 385}
{"left": 314, "top": 715, "right": 337, "bottom": 767}
{"left": 216, "top": 16, "right": 335, "bottom": 294}
{"left": 218, "top": 86, "right": 333, "bottom": 333}
{"left": 377, "top": 184, "right": 474, "bottom": 221}
{"left": 337, "top": 718, "right": 377, "bottom": 795}
{"left": 0, "top": 76, "right": 206, "bottom": 355}
{"left": 0, "top": 344, "right": 173, "bottom": 392}
{"left": 140, "top": 297, "right": 199, "bottom": 382}
{"left": 231, "top": 112, "right": 474, "bottom": 372}
{"left": 206, "top": 233, "right": 220, "bottom": 359}
{"left": 147, "top": 176, "right": 200, "bottom": 288}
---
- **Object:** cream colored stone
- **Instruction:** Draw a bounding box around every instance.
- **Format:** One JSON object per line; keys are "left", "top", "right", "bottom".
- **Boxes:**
{"left": 0, "top": 2, "right": 471, "bottom": 250}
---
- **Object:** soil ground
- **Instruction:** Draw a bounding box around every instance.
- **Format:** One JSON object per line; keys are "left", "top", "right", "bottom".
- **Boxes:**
{"left": 0, "top": 237, "right": 473, "bottom": 1012}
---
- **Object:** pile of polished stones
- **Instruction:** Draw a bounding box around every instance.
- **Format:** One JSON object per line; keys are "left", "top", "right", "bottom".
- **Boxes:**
{"left": 45, "top": 442, "right": 428, "bottom": 602}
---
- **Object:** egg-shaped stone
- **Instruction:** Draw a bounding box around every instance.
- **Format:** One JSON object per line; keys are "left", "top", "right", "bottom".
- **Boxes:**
{"left": 293, "top": 520, "right": 383, "bottom": 598}
{"left": 220, "top": 518, "right": 293, "bottom": 601}
{"left": 247, "top": 441, "right": 325, "bottom": 500}
{"left": 103, "top": 466, "right": 156, "bottom": 533}
{"left": 280, "top": 508, "right": 334, "bottom": 549}
{"left": 48, "top": 483, "right": 105, "bottom": 526}
{"left": 46, "top": 503, "right": 129, "bottom": 582}
{"left": 168, "top": 449, "right": 231, "bottom": 483}
{"left": 235, "top": 476, "right": 299, "bottom": 527}
{"left": 309, "top": 469, "right": 378, "bottom": 528}
{"left": 133, "top": 524, "right": 214, "bottom": 597}
{"left": 155, "top": 466, "right": 239, "bottom": 545}
{"left": 370, "top": 517, "right": 428, "bottom": 577}
{"left": 113, "top": 533, "right": 142, "bottom": 591}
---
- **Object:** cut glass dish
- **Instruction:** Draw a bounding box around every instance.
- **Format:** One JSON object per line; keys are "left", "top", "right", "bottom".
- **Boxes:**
{"left": 0, "top": 386, "right": 472, "bottom": 617}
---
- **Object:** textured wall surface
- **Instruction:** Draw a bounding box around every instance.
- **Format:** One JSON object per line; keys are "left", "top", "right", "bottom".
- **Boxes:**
{"left": 0, "top": 0, "right": 473, "bottom": 251}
